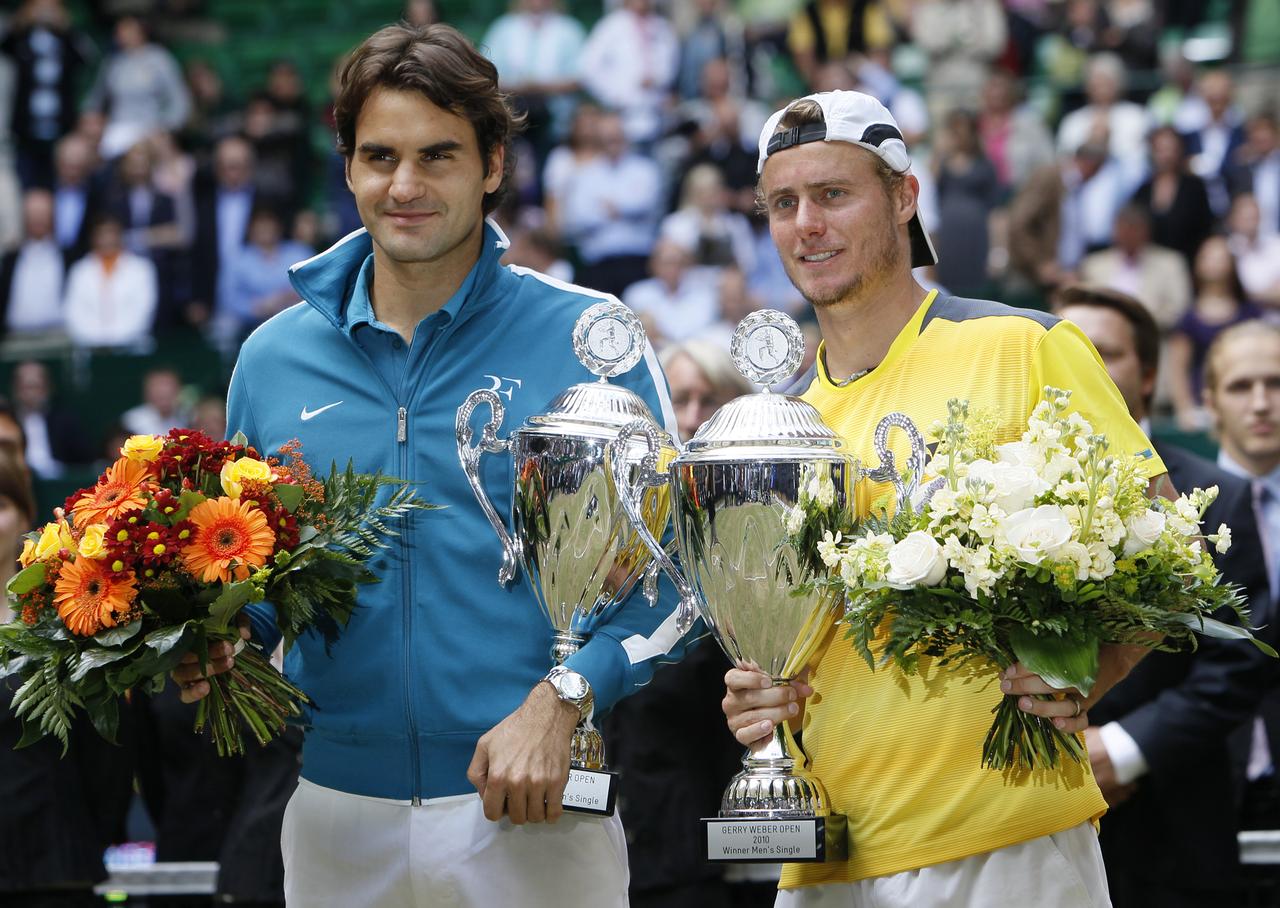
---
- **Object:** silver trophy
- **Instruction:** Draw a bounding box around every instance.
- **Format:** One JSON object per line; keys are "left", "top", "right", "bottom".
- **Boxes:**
{"left": 455, "top": 301, "right": 678, "bottom": 816}
{"left": 613, "top": 310, "right": 853, "bottom": 862}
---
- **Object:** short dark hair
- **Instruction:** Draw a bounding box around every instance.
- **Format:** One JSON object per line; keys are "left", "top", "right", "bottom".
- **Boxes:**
{"left": 1053, "top": 284, "right": 1160, "bottom": 375}
{"left": 333, "top": 23, "right": 522, "bottom": 215}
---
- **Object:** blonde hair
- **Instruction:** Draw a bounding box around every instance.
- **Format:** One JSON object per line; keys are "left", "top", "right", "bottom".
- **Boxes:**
{"left": 660, "top": 339, "right": 753, "bottom": 400}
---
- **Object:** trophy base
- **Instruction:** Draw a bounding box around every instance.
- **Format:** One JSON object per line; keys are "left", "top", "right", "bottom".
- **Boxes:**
{"left": 703, "top": 815, "right": 849, "bottom": 863}
{"left": 562, "top": 766, "right": 618, "bottom": 817}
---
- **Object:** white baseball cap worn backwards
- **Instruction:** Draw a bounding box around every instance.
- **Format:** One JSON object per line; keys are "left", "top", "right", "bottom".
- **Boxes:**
{"left": 757, "top": 90, "right": 939, "bottom": 269}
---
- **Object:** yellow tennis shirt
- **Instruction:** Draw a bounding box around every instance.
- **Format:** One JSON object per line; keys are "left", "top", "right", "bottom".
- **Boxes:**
{"left": 782, "top": 290, "right": 1166, "bottom": 888}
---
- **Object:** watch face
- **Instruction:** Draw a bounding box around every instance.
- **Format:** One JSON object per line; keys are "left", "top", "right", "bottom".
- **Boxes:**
{"left": 559, "top": 671, "right": 589, "bottom": 701}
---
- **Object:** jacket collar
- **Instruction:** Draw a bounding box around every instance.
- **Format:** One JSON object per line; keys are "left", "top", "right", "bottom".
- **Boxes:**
{"left": 288, "top": 217, "right": 512, "bottom": 333}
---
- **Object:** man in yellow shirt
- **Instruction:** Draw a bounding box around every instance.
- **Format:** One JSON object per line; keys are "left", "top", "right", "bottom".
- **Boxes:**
{"left": 722, "top": 90, "right": 1174, "bottom": 906}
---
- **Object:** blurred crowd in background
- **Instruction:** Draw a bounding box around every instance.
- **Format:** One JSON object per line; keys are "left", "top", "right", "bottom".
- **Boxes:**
{"left": 0, "top": 0, "right": 1278, "bottom": 905}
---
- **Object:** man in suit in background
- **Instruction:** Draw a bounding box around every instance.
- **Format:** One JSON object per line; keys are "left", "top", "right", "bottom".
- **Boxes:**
{"left": 190, "top": 135, "right": 288, "bottom": 331}
{"left": 0, "top": 189, "right": 74, "bottom": 336}
{"left": 9, "top": 359, "right": 93, "bottom": 478}
{"left": 1055, "top": 284, "right": 1273, "bottom": 908}
{"left": 1202, "top": 320, "right": 1280, "bottom": 840}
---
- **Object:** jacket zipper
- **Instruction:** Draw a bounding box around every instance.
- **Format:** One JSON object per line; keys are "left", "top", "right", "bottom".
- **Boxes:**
{"left": 398, "top": 403, "right": 420, "bottom": 806}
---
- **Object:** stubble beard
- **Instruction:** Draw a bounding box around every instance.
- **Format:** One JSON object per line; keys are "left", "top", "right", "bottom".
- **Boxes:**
{"left": 791, "top": 215, "right": 903, "bottom": 312}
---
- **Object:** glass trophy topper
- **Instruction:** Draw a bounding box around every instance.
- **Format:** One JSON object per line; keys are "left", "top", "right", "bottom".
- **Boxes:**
{"left": 573, "top": 301, "right": 646, "bottom": 379}
{"left": 731, "top": 310, "right": 804, "bottom": 389}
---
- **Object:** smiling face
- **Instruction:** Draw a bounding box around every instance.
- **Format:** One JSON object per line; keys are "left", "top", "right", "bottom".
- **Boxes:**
{"left": 345, "top": 87, "right": 502, "bottom": 271}
{"left": 760, "top": 141, "right": 909, "bottom": 308}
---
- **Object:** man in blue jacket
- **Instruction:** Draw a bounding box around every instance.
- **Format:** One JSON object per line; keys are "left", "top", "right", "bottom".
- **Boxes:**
{"left": 174, "top": 23, "right": 687, "bottom": 907}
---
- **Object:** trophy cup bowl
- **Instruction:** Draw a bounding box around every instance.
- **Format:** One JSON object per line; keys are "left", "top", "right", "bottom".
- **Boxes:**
{"left": 612, "top": 311, "right": 854, "bottom": 862}
{"left": 455, "top": 302, "right": 676, "bottom": 816}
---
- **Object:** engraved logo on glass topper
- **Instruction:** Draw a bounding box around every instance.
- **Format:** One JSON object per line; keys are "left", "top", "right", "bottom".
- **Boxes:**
{"left": 731, "top": 309, "right": 804, "bottom": 390}
{"left": 573, "top": 301, "right": 647, "bottom": 379}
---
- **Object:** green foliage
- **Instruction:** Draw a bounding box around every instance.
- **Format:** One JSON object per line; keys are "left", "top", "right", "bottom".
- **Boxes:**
{"left": 266, "top": 461, "right": 439, "bottom": 651}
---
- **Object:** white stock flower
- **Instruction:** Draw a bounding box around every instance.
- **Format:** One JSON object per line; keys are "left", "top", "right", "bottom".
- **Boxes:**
{"left": 1002, "top": 504, "right": 1074, "bottom": 565}
{"left": 817, "top": 531, "right": 844, "bottom": 568}
{"left": 1087, "top": 541, "right": 1117, "bottom": 580}
{"left": 1212, "top": 523, "right": 1232, "bottom": 554}
{"left": 1096, "top": 509, "right": 1125, "bottom": 548}
{"left": 785, "top": 505, "right": 805, "bottom": 535}
{"left": 1122, "top": 509, "right": 1167, "bottom": 557}
{"left": 927, "top": 486, "right": 959, "bottom": 520}
{"left": 1042, "top": 452, "right": 1079, "bottom": 486}
{"left": 1057, "top": 541, "right": 1092, "bottom": 581}
{"left": 815, "top": 474, "right": 835, "bottom": 508}
{"left": 885, "top": 531, "right": 949, "bottom": 589}
{"left": 966, "top": 459, "right": 1047, "bottom": 513}
{"left": 969, "top": 502, "right": 1002, "bottom": 540}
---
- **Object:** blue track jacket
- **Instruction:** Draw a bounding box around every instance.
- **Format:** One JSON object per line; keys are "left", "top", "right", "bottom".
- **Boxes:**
{"left": 230, "top": 220, "right": 691, "bottom": 801}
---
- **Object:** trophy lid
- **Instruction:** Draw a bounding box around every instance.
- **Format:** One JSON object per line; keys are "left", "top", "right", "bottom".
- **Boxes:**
{"left": 527, "top": 381, "right": 667, "bottom": 438}
{"left": 681, "top": 310, "right": 844, "bottom": 459}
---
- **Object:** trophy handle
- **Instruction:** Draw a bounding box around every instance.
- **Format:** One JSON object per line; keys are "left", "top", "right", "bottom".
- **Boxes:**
{"left": 456, "top": 388, "right": 519, "bottom": 586}
{"left": 867, "top": 412, "right": 945, "bottom": 513}
{"left": 610, "top": 419, "right": 700, "bottom": 636}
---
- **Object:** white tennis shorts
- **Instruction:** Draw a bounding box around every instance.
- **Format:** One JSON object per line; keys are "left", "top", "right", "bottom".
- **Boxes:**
{"left": 280, "top": 777, "right": 629, "bottom": 907}
{"left": 774, "top": 821, "right": 1110, "bottom": 908}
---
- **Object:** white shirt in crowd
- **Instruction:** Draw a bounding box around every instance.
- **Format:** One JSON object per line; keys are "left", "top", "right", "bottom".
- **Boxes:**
{"left": 659, "top": 208, "right": 757, "bottom": 274}
{"left": 559, "top": 153, "right": 663, "bottom": 264}
{"left": 1255, "top": 152, "right": 1280, "bottom": 240}
{"left": 1056, "top": 101, "right": 1152, "bottom": 184}
{"left": 20, "top": 410, "right": 61, "bottom": 479}
{"left": 579, "top": 7, "right": 678, "bottom": 143}
{"left": 63, "top": 251, "right": 157, "bottom": 348}
{"left": 8, "top": 239, "right": 65, "bottom": 332}
{"left": 622, "top": 267, "right": 719, "bottom": 344}
{"left": 1230, "top": 231, "right": 1280, "bottom": 303}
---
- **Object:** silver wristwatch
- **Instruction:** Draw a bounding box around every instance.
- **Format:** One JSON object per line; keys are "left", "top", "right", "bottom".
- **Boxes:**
{"left": 543, "top": 666, "right": 593, "bottom": 721}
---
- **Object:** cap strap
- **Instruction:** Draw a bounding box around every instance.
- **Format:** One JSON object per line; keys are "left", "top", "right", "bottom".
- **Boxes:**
{"left": 765, "top": 121, "right": 829, "bottom": 156}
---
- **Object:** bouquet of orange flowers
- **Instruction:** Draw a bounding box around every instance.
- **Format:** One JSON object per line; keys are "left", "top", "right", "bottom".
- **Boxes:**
{"left": 0, "top": 429, "right": 434, "bottom": 756}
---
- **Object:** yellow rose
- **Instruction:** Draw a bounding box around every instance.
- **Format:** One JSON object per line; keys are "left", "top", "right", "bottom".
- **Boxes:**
{"left": 121, "top": 434, "right": 164, "bottom": 463}
{"left": 78, "top": 524, "right": 108, "bottom": 560}
{"left": 32, "top": 521, "right": 74, "bottom": 561}
{"left": 18, "top": 538, "right": 36, "bottom": 567}
{"left": 220, "top": 457, "right": 274, "bottom": 499}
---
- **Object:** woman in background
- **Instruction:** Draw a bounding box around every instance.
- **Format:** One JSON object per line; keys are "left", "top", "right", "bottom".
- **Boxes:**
{"left": 0, "top": 447, "right": 131, "bottom": 906}
{"left": 1167, "top": 235, "right": 1262, "bottom": 430}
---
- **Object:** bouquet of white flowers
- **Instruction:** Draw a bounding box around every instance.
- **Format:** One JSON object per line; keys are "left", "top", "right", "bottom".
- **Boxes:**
{"left": 804, "top": 387, "right": 1275, "bottom": 771}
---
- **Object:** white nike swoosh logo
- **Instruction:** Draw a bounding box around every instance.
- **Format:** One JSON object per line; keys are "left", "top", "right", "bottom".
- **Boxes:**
{"left": 300, "top": 401, "right": 344, "bottom": 421}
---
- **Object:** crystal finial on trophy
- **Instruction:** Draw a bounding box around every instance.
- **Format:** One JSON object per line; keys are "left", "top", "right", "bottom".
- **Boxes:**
{"left": 613, "top": 309, "right": 853, "bottom": 862}
{"left": 455, "top": 302, "right": 675, "bottom": 817}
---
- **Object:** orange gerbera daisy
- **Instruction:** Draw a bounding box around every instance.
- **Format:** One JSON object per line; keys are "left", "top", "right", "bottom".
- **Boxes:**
{"left": 73, "top": 457, "right": 151, "bottom": 528}
{"left": 181, "top": 497, "right": 276, "bottom": 584}
{"left": 53, "top": 558, "right": 138, "bottom": 637}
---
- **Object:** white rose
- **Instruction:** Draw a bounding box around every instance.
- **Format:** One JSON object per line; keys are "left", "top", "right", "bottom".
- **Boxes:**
{"left": 1122, "top": 509, "right": 1166, "bottom": 557}
{"left": 995, "top": 441, "right": 1038, "bottom": 469}
{"left": 884, "top": 531, "right": 949, "bottom": 589}
{"left": 967, "top": 459, "right": 1047, "bottom": 513}
{"left": 1002, "top": 504, "right": 1074, "bottom": 565}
